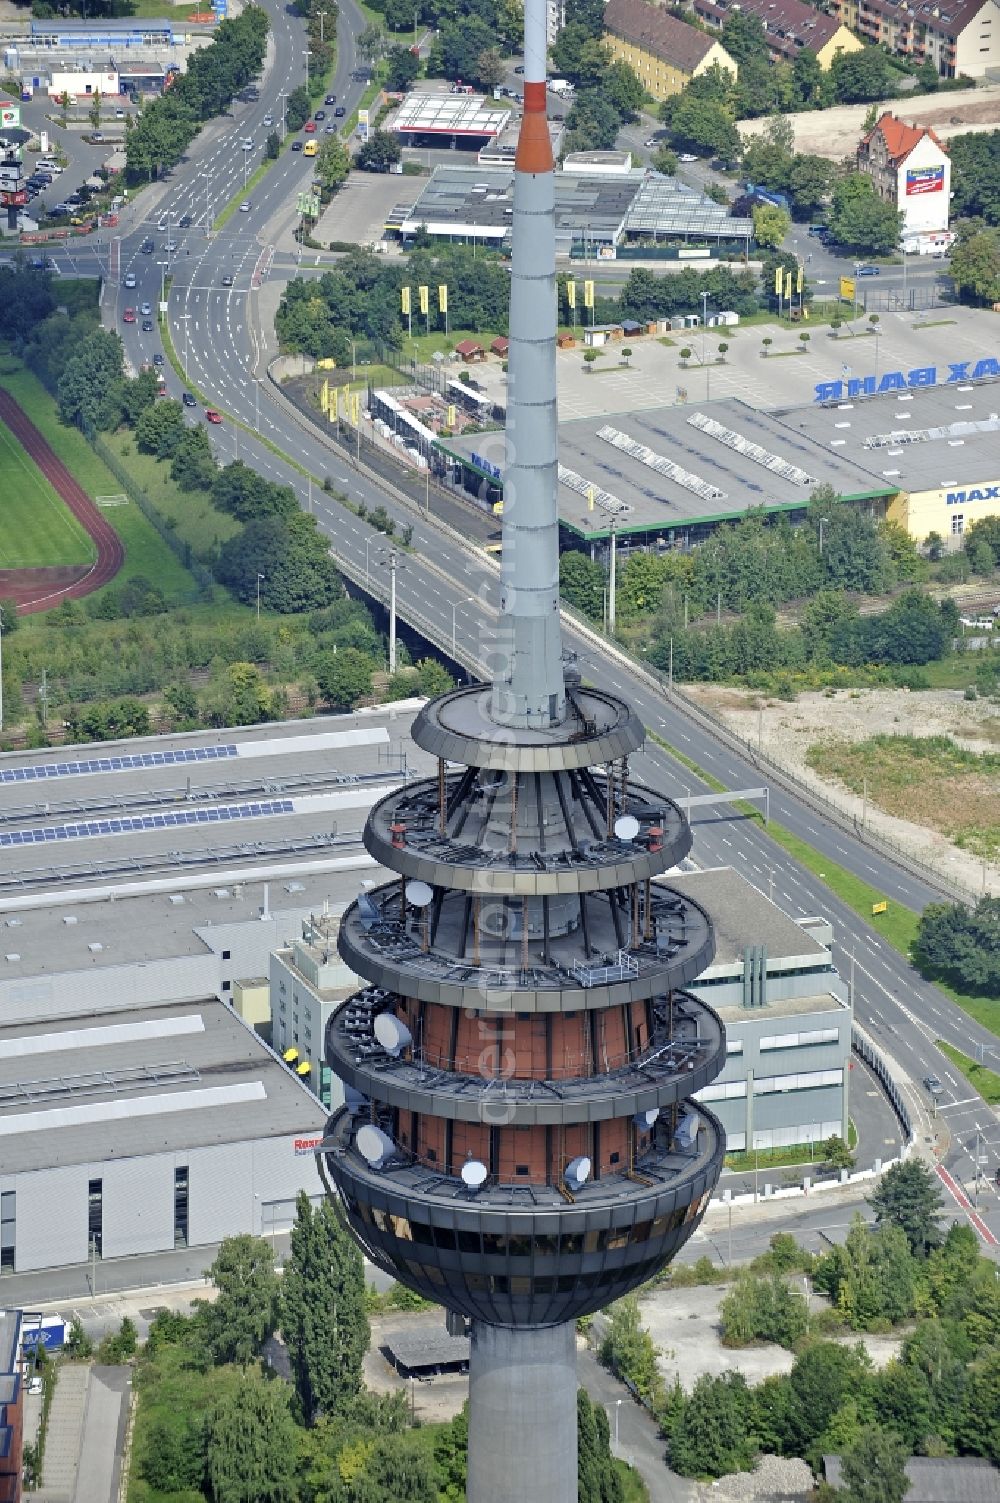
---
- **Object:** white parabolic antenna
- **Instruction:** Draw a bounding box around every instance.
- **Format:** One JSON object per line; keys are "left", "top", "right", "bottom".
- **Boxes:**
{"left": 461, "top": 1159, "right": 488, "bottom": 1189}
{"left": 635, "top": 1107, "right": 660, "bottom": 1128}
{"left": 373, "top": 1013, "right": 413, "bottom": 1055}
{"left": 405, "top": 880, "right": 434, "bottom": 908}
{"left": 614, "top": 814, "right": 640, "bottom": 842}
{"left": 564, "top": 1155, "right": 592, "bottom": 1188}
{"left": 357, "top": 1124, "right": 395, "bottom": 1166}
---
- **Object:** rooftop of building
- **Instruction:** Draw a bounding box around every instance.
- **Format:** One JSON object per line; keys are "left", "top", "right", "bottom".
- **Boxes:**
{"left": 849, "top": 0, "right": 989, "bottom": 34}
{"left": 693, "top": 0, "right": 846, "bottom": 48}
{"left": 663, "top": 867, "right": 831, "bottom": 968}
{"left": 0, "top": 997, "right": 327, "bottom": 1176}
{"left": 437, "top": 396, "right": 893, "bottom": 539}
{"left": 0, "top": 705, "right": 428, "bottom": 903}
{"left": 861, "top": 111, "right": 946, "bottom": 162}
{"left": 0, "top": 1312, "right": 18, "bottom": 1374}
{"left": 775, "top": 378, "right": 1000, "bottom": 495}
{"left": 824, "top": 1456, "right": 1000, "bottom": 1502}
{"left": 391, "top": 91, "right": 510, "bottom": 138}
{"left": 714, "top": 990, "right": 847, "bottom": 1024}
{"left": 604, "top": 0, "right": 723, "bottom": 70}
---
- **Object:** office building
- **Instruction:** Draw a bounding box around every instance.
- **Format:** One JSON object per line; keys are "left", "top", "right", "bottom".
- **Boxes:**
{"left": 270, "top": 909, "right": 359, "bottom": 1109}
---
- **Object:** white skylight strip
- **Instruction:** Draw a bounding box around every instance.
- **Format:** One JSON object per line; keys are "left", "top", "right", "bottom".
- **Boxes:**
{"left": 0, "top": 1081, "right": 266, "bottom": 1136}
{"left": 3, "top": 1015, "right": 206, "bottom": 1060}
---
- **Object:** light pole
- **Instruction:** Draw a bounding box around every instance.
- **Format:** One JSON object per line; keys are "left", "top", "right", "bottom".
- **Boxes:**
{"left": 318, "top": 7, "right": 328, "bottom": 42}
{"left": 365, "top": 534, "right": 377, "bottom": 586}
{"left": 452, "top": 594, "right": 474, "bottom": 658}
{"left": 242, "top": 143, "right": 251, "bottom": 189}
{"left": 872, "top": 324, "right": 882, "bottom": 386}
{"left": 280, "top": 91, "right": 287, "bottom": 142}
{"left": 613, "top": 1399, "right": 622, "bottom": 1448}
{"left": 157, "top": 259, "right": 167, "bottom": 308}
{"left": 378, "top": 549, "right": 402, "bottom": 673}
{"left": 608, "top": 520, "right": 618, "bottom": 635}
{"left": 199, "top": 170, "right": 211, "bottom": 235}
{"left": 256, "top": 572, "right": 265, "bottom": 619}
{"left": 819, "top": 515, "right": 830, "bottom": 555}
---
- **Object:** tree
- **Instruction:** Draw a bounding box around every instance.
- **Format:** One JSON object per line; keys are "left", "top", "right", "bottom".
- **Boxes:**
{"left": 200, "top": 1234, "right": 279, "bottom": 1367}
{"left": 913, "top": 896, "right": 1000, "bottom": 998}
{"left": 560, "top": 552, "right": 604, "bottom": 620}
{"left": 139, "top": 1416, "right": 206, "bottom": 1493}
{"left": 316, "top": 647, "right": 375, "bottom": 709}
{"left": 721, "top": 9, "right": 769, "bottom": 63}
{"left": 949, "top": 227, "right": 1000, "bottom": 305}
{"left": 831, "top": 47, "right": 897, "bottom": 103}
{"left": 356, "top": 128, "right": 403, "bottom": 173}
{"left": 476, "top": 46, "right": 506, "bottom": 92}
{"left": 868, "top": 1159, "right": 944, "bottom": 1258}
{"left": 720, "top": 1271, "right": 809, "bottom": 1349}
{"left": 215, "top": 514, "right": 341, "bottom": 612}
{"left": 652, "top": 144, "right": 677, "bottom": 175}
{"left": 357, "top": 21, "right": 388, "bottom": 66}
{"left": 577, "top": 1390, "right": 624, "bottom": 1503}
{"left": 136, "top": 398, "right": 187, "bottom": 459}
{"left": 783, "top": 1340, "right": 872, "bottom": 1457}
{"left": 669, "top": 1372, "right": 756, "bottom": 1478}
{"left": 955, "top": 1345, "right": 1000, "bottom": 1463}
{"left": 206, "top": 1374, "right": 298, "bottom": 1503}
{"left": 828, "top": 173, "right": 901, "bottom": 256}
{"left": 57, "top": 90, "right": 71, "bottom": 128}
{"left": 599, "top": 1296, "right": 664, "bottom": 1407}
{"left": 603, "top": 59, "right": 644, "bottom": 121}
{"left": 57, "top": 327, "right": 126, "bottom": 433}
{"left": 564, "top": 89, "right": 622, "bottom": 153}
{"left": 792, "top": 47, "right": 828, "bottom": 108}
{"left": 286, "top": 83, "right": 311, "bottom": 132}
{"left": 280, "top": 1191, "right": 370, "bottom": 1424}
{"left": 315, "top": 136, "right": 351, "bottom": 195}
{"left": 837, "top": 1424, "right": 911, "bottom": 1503}
{"left": 787, "top": 153, "right": 834, "bottom": 218}
{"left": 266, "top": 129, "right": 280, "bottom": 159}
{"left": 385, "top": 45, "right": 421, "bottom": 92}
{"left": 0, "top": 599, "right": 19, "bottom": 637}
{"left": 948, "top": 131, "right": 1000, "bottom": 227}
{"left": 417, "top": 657, "right": 454, "bottom": 697}
{"left": 664, "top": 92, "right": 740, "bottom": 160}
{"left": 753, "top": 202, "right": 791, "bottom": 249}
{"left": 88, "top": 89, "right": 102, "bottom": 131}
{"left": 823, "top": 1134, "right": 855, "bottom": 1172}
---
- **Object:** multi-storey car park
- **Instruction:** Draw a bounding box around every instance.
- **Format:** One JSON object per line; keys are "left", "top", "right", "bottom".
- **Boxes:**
{"left": 319, "top": 6, "right": 726, "bottom": 1496}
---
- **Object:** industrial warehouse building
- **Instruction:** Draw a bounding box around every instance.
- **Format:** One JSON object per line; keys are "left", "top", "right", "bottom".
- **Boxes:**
{"left": 0, "top": 709, "right": 430, "bottom": 1276}
{"left": 669, "top": 868, "right": 852, "bottom": 1153}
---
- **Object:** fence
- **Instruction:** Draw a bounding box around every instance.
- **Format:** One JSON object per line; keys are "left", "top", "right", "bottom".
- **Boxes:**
{"left": 852, "top": 1024, "right": 912, "bottom": 1145}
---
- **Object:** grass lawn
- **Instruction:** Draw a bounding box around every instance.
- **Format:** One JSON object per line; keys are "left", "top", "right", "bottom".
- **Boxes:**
{"left": 937, "top": 1039, "right": 1000, "bottom": 1106}
{"left": 104, "top": 433, "right": 240, "bottom": 561}
{"left": 806, "top": 733, "right": 1000, "bottom": 863}
{"left": 0, "top": 417, "right": 95, "bottom": 569}
{"left": 0, "top": 354, "right": 202, "bottom": 607}
{"left": 401, "top": 327, "right": 505, "bottom": 362}
{"left": 724, "top": 1120, "right": 857, "bottom": 1173}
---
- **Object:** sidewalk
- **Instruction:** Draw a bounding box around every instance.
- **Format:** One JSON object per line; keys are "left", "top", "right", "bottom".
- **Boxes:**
{"left": 35, "top": 1364, "right": 89, "bottom": 1503}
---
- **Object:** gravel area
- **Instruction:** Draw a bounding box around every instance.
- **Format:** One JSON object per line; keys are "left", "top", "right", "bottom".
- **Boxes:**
{"left": 737, "top": 84, "right": 1000, "bottom": 159}
{"left": 695, "top": 1454, "right": 814, "bottom": 1501}
{"left": 685, "top": 683, "right": 1000, "bottom": 895}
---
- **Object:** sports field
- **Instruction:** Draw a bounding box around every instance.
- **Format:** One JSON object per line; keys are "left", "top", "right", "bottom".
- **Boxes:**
{"left": 0, "top": 415, "right": 96, "bottom": 569}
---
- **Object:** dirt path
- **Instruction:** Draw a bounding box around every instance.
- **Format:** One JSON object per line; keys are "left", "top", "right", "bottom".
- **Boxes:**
{"left": 686, "top": 683, "right": 1000, "bottom": 894}
{"left": 0, "top": 389, "right": 124, "bottom": 613}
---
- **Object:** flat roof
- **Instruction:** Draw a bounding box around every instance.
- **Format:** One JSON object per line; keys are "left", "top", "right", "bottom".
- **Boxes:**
{"left": 0, "top": 705, "right": 430, "bottom": 898}
{"left": 776, "top": 379, "right": 1000, "bottom": 494}
{"left": 715, "top": 991, "right": 847, "bottom": 1023}
{"left": 0, "top": 998, "right": 327, "bottom": 1175}
{"left": 438, "top": 396, "right": 893, "bottom": 538}
{"left": 382, "top": 1328, "right": 470, "bottom": 1372}
{"left": 392, "top": 92, "right": 510, "bottom": 138}
{"left": 663, "top": 867, "right": 830, "bottom": 967}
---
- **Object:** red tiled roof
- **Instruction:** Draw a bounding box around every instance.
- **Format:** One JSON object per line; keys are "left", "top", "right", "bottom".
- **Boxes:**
{"left": 692, "top": 0, "right": 845, "bottom": 52}
{"left": 862, "top": 111, "right": 947, "bottom": 163}
{"left": 604, "top": 0, "right": 721, "bottom": 72}
{"left": 857, "top": 0, "right": 990, "bottom": 37}
{"left": 454, "top": 340, "right": 484, "bottom": 355}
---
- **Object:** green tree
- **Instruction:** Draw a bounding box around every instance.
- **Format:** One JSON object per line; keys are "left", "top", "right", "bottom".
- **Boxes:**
{"left": 200, "top": 1234, "right": 279, "bottom": 1367}
{"left": 949, "top": 226, "right": 1000, "bottom": 305}
{"left": 783, "top": 1340, "right": 872, "bottom": 1457}
{"left": 868, "top": 1159, "right": 944, "bottom": 1258}
{"left": 206, "top": 1374, "right": 298, "bottom": 1503}
{"left": 357, "top": 20, "right": 388, "bottom": 66}
{"left": 664, "top": 91, "right": 740, "bottom": 159}
{"left": 603, "top": 59, "right": 644, "bottom": 121}
{"left": 599, "top": 1296, "right": 664, "bottom": 1406}
{"left": 139, "top": 1416, "right": 206, "bottom": 1493}
{"left": 286, "top": 83, "right": 311, "bottom": 132}
{"left": 417, "top": 657, "right": 454, "bottom": 697}
{"left": 476, "top": 46, "right": 506, "bottom": 92}
{"left": 215, "top": 514, "right": 341, "bottom": 612}
{"left": 385, "top": 45, "right": 421, "bottom": 91}
{"left": 653, "top": 144, "right": 678, "bottom": 175}
{"left": 280, "top": 1191, "right": 370, "bottom": 1423}
{"left": 135, "top": 398, "right": 187, "bottom": 459}
{"left": 57, "top": 327, "right": 126, "bottom": 433}
{"left": 948, "top": 131, "right": 1000, "bottom": 226}
{"left": 88, "top": 89, "right": 102, "bottom": 131}
{"left": 670, "top": 1371, "right": 756, "bottom": 1478}
{"left": 266, "top": 129, "right": 280, "bottom": 159}
{"left": 753, "top": 202, "right": 791, "bottom": 248}
{"left": 828, "top": 173, "right": 901, "bottom": 255}
{"left": 57, "top": 90, "right": 71, "bottom": 128}
{"left": 913, "top": 896, "right": 1000, "bottom": 998}
{"left": 720, "top": 1271, "right": 809, "bottom": 1349}
{"left": 822, "top": 1134, "right": 856, "bottom": 1172}
{"left": 560, "top": 551, "right": 605, "bottom": 620}
{"left": 837, "top": 1424, "right": 911, "bottom": 1503}
{"left": 831, "top": 47, "right": 897, "bottom": 103}
{"left": 316, "top": 647, "right": 375, "bottom": 709}
{"left": 721, "top": 9, "right": 769, "bottom": 63}
{"left": 792, "top": 47, "right": 829, "bottom": 108}
{"left": 955, "top": 1345, "right": 1000, "bottom": 1463}
{"left": 787, "top": 153, "right": 834, "bottom": 218}
{"left": 356, "top": 128, "right": 403, "bottom": 173}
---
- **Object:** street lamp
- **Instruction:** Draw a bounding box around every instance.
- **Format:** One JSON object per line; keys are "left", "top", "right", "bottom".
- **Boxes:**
{"left": 157, "top": 259, "right": 167, "bottom": 308}
{"left": 451, "top": 595, "right": 474, "bottom": 658}
{"left": 377, "top": 549, "right": 403, "bottom": 674}
{"left": 365, "top": 534, "right": 378, "bottom": 586}
{"left": 242, "top": 142, "right": 251, "bottom": 189}
{"left": 279, "top": 91, "right": 287, "bottom": 143}
{"left": 819, "top": 515, "right": 830, "bottom": 555}
{"left": 872, "top": 324, "right": 882, "bottom": 386}
{"left": 199, "top": 170, "right": 211, "bottom": 236}
{"left": 256, "top": 572, "right": 265, "bottom": 619}
{"left": 317, "top": 7, "right": 328, "bottom": 42}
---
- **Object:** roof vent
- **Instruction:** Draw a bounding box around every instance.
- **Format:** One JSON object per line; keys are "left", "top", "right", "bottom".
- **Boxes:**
{"left": 286, "top": 881, "right": 305, "bottom": 893}
{"left": 168, "top": 894, "right": 185, "bottom": 905}
{"left": 6, "top": 918, "right": 21, "bottom": 928}
{"left": 5, "top": 953, "right": 19, "bottom": 962}
{"left": 63, "top": 915, "right": 77, "bottom": 926}
{"left": 88, "top": 942, "right": 103, "bottom": 954}
{"left": 213, "top": 888, "right": 231, "bottom": 899}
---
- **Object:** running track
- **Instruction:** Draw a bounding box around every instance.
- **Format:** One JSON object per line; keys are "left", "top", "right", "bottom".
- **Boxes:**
{"left": 0, "top": 389, "right": 124, "bottom": 613}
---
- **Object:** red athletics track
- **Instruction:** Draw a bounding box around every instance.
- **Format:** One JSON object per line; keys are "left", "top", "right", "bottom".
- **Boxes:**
{"left": 0, "top": 388, "right": 125, "bottom": 614}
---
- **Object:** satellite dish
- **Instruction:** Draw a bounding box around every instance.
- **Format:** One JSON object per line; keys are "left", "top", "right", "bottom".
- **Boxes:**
{"left": 405, "top": 880, "right": 434, "bottom": 908}
{"left": 357, "top": 1124, "right": 395, "bottom": 1166}
{"left": 614, "top": 814, "right": 640, "bottom": 842}
{"left": 635, "top": 1107, "right": 660, "bottom": 1128}
{"left": 461, "top": 1159, "right": 488, "bottom": 1190}
{"left": 373, "top": 1013, "right": 413, "bottom": 1055}
{"left": 564, "top": 1155, "right": 592, "bottom": 1189}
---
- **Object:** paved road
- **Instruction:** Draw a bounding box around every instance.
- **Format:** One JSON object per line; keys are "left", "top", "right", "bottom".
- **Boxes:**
{"left": 579, "top": 1343, "right": 695, "bottom": 1503}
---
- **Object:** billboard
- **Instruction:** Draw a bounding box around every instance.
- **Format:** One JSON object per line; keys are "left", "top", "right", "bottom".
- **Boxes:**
{"left": 905, "top": 165, "right": 944, "bottom": 196}
{"left": 1, "top": 190, "right": 27, "bottom": 206}
{"left": 839, "top": 276, "right": 855, "bottom": 300}
{"left": 0, "top": 104, "right": 20, "bottom": 130}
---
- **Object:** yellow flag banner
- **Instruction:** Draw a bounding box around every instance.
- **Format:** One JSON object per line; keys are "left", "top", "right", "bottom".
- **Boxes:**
{"left": 583, "top": 280, "right": 594, "bottom": 308}
{"left": 567, "top": 280, "right": 576, "bottom": 308}
{"left": 438, "top": 284, "right": 448, "bottom": 313}
{"left": 320, "top": 378, "right": 329, "bottom": 414}
{"left": 401, "top": 286, "right": 411, "bottom": 315}
{"left": 446, "top": 405, "right": 456, "bottom": 426}
{"left": 350, "top": 394, "right": 360, "bottom": 425}
{"left": 784, "top": 271, "right": 792, "bottom": 300}
{"left": 418, "top": 285, "right": 429, "bottom": 315}
{"left": 775, "top": 266, "right": 783, "bottom": 295}
{"left": 796, "top": 264, "right": 803, "bottom": 294}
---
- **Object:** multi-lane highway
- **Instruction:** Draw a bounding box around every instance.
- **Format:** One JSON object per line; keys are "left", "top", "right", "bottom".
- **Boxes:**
{"left": 32, "top": 0, "right": 998, "bottom": 1220}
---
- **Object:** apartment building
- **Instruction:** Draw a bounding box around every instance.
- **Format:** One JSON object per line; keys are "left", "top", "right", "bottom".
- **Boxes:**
{"left": 604, "top": 0, "right": 737, "bottom": 100}
{"left": 691, "top": 0, "right": 863, "bottom": 67}
{"left": 858, "top": 111, "right": 951, "bottom": 233}
{"left": 830, "top": 0, "right": 999, "bottom": 76}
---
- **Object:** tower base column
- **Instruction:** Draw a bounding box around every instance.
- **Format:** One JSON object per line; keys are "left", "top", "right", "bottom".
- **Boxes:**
{"left": 467, "top": 1320, "right": 578, "bottom": 1503}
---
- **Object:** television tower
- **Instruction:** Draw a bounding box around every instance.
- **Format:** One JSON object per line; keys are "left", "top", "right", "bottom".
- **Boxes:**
{"left": 320, "top": 6, "right": 726, "bottom": 1495}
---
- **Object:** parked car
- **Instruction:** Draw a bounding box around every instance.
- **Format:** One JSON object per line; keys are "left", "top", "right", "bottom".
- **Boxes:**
{"left": 678, "top": 153, "right": 698, "bottom": 163}
{"left": 206, "top": 408, "right": 223, "bottom": 423}
{"left": 182, "top": 391, "right": 196, "bottom": 406}
{"left": 27, "top": 1377, "right": 42, "bottom": 1396}
{"left": 123, "top": 307, "right": 136, "bottom": 323}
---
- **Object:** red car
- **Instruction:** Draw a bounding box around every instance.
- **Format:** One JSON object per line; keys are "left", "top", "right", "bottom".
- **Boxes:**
{"left": 205, "top": 408, "right": 223, "bottom": 424}
{"left": 304, "top": 119, "right": 317, "bottom": 133}
{"left": 122, "top": 307, "right": 136, "bottom": 323}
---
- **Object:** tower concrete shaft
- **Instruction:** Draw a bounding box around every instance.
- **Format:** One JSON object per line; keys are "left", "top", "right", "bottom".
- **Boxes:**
{"left": 489, "top": 0, "right": 565, "bottom": 731}
{"left": 467, "top": 1321, "right": 577, "bottom": 1503}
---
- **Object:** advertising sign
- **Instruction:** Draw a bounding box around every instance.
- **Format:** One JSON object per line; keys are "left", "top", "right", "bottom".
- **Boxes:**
{"left": 815, "top": 356, "right": 1000, "bottom": 404}
{"left": 946, "top": 485, "right": 1000, "bottom": 506}
{"left": 839, "top": 276, "right": 855, "bottom": 301}
{"left": 358, "top": 107, "right": 370, "bottom": 142}
{"left": 905, "top": 165, "right": 944, "bottom": 196}
{"left": 0, "top": 105, "right": 20, "bottom": 130}
{"left": 1, "top": 190, "right": 27, "bottom": 206}
{"left": 293, "top": 1135, "right": 322, "bottom": 1156}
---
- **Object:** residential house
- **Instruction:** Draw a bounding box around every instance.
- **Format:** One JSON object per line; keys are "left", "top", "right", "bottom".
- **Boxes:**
{"left": 603, "top": 0, "right": 737, "bottom": 101}
{"left": 829, "top": 0, "right": 999, "bottom": 77}
{"left": 691, "top": 0, "right": 863, "bottom": 67}
{"left": 858, "top": 112, "right": 951, "bottom": 235}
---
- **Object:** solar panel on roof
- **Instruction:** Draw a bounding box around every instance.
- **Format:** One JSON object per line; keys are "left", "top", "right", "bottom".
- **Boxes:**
{"left": 0, "top": 746, "right": 238, "bottom": 784}
{"left": 0, "top": 799, "right": 295, "bottom": 850}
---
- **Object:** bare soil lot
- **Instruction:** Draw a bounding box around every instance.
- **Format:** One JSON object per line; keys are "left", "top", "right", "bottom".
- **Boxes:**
{"left": 685, "top": 683, "right": 1000, "bottom": 892}
{"left": 738, "top": 84, "right": 1000, "bottom": 160}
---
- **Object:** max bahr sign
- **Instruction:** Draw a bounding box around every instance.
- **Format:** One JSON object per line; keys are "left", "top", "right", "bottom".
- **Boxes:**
{"left": 815, "top": 357, "right": 1000, "bottom": 404}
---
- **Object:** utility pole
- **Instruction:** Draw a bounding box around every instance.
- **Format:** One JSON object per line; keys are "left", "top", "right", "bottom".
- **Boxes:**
{"left": 256, "top": 572, "right": 265, "bottom": 620}
{"left": 667, "top": 636, "right": 673, "bottom": 693}
{"left": 379, "top": 549, "right": 402, "bottom": 673}
{"left": 862, "top": 776, "right": 868, "bottom": 828}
